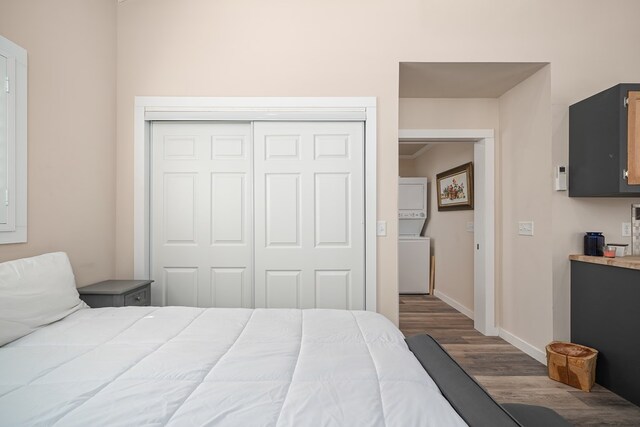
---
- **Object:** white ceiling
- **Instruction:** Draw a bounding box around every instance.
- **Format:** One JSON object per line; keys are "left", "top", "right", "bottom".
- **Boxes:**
{"left": 399, "top": 62, "right": 547, "bottom": 98}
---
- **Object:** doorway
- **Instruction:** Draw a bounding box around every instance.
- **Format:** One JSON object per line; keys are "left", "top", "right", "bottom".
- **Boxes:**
{"left": 397, "top": 62, "right": 549, "bottom": 337}
{"left": 399, "top": 129, "right": 496, "bottom": 336}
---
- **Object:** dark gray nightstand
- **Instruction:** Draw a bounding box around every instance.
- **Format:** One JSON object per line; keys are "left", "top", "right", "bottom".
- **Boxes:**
{"left": 78, "top": 280, "right": 153, "bottom": 308}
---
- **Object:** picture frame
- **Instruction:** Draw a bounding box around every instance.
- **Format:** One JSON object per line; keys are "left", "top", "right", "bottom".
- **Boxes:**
{"left": 436, "top": 162, "right": 474, "bottom": 211}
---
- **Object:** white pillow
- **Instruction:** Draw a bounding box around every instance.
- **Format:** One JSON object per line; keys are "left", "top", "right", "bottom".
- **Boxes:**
{"left": 0, "top": 252, "right": 88, "bottom": 346}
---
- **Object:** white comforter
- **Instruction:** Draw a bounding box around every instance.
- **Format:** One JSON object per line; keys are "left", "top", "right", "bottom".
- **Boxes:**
{"left": 0, "top": 307, "right": 466, "bottom": 426}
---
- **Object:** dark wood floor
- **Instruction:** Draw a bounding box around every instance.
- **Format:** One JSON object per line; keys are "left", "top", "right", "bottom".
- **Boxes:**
{"left": 400, "top": 295, "right": 640, "bottom": 426}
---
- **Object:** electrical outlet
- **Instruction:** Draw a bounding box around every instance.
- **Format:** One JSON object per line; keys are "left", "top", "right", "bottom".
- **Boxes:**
{"left": 376, "top": 221, "right": 387, "bottom": 236}
{"left": 518, "top": 221, "right": 534, "bottom": 236}
{"left": 622, "top": 222, "right": 632, "bottom": 237}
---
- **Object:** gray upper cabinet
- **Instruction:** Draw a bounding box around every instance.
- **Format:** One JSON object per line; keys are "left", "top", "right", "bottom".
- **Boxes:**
{"left": 569, "top": 83, "right": 640, "bottom": 197}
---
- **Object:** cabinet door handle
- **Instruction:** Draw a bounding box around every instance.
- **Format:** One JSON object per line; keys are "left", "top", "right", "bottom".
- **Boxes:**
{"left": 135, "top": 296, "right": 141, "bottom": 302}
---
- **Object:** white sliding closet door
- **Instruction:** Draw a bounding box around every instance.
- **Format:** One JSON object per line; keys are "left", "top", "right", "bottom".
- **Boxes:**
{"left": 253, "top": 122, "right": 365, "bottom": 309}
{"left": 152, "top": 122, "right": 253, "bottom": 307}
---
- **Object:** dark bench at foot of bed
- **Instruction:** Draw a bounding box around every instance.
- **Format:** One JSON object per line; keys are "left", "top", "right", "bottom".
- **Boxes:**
{"left": 406, "top": 334, "right": 572, "bottom": 427}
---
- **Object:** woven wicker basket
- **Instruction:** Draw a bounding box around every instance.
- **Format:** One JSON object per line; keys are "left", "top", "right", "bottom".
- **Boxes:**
{"left": 546, "top": 341, "right": 598, "bottom": 392}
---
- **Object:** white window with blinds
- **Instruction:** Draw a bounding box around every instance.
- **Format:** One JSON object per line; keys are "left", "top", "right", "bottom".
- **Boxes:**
{"left": 0, "top": 34, "right": 27, "bottom": 243}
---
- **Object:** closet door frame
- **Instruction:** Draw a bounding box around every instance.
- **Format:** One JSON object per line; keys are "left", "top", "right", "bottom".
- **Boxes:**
{"left": 133, "top": 97, "right": 378, "bottom": 312}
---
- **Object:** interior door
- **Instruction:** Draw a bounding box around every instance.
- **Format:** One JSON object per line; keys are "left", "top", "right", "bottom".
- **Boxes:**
{"left": 253, "top": 122, "right": 365, "bottom": 309}
{"left": 152, "top": 122, "right": 253, "bottom": 307}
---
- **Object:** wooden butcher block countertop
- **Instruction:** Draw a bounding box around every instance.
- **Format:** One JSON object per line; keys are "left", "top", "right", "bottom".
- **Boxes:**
{"left": 569, "top": 255, "right": 640, "bottom": 271}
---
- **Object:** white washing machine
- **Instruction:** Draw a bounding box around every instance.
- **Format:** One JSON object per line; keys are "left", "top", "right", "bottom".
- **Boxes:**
{"left": 399, "top": 235, "right": 431, "bottom": 294}
{"left": 398, "top": 177, "right": 431, "bottom": 294}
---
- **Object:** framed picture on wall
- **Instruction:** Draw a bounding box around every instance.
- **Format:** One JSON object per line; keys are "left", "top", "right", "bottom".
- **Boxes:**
{"left": 436, "top": 162, "right": 474, "bottom": 211}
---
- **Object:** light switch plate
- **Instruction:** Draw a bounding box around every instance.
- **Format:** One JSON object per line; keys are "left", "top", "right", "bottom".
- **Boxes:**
{"left": 622, "top": 222, "right": 631, "bottom": 237}
{"left": 518, "top": 221, "right": 534, "bottom": 236}
{"left": 466, "top": 222, "right": 474, "bottom": 232}
{"left": 376, "top": 221, "right": 387, "bottom": 236}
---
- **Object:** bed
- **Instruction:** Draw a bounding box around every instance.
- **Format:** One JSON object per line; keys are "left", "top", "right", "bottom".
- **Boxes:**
{"left": 0, "top": 253, "right": 569, "bottom": 426}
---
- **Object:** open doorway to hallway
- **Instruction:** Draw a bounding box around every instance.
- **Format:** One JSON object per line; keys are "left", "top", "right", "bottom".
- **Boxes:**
{"left": 399, "top": 140, "right": 476, "bottom": 319}
{"left": 397, "top": 62, "right": 549, "bottom": 338}
{"left": 399, "top": 129, "right": 495, "bottom": 335}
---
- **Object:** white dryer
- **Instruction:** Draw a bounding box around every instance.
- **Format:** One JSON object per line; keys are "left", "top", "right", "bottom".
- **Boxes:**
{"left": 399, "top": 177, "right": 428, "bottom": 235}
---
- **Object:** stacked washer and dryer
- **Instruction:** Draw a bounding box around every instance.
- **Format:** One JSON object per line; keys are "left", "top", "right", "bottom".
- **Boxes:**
{"left": 398, "top": 178, "right": 431, "bottom": 294}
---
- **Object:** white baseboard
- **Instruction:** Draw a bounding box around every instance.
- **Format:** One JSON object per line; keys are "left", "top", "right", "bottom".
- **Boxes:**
{"left": 433, "top": 290, "right": 474, "bottom": 319}
{"left": 498, "top": 328, "right": 547, "bottom": 365}
{"left": 432, "top": 290, "right": 546, "bottom": 365}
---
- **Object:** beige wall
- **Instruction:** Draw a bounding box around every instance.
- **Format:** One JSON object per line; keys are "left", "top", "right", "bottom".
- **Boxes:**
{"left": 399, "top": 159, "right": 416, "bottom": 177}
{"left": 499, "top": 66, "right": 553, "bottom": 350}
{"left": 115, "top": 0, "right": 640, "bottom": 335}
{"left": 413, "top": 144, "right": 475, "bottom": 312}
{"left": 0, "top": 0, "right": 116, "bottom": 285}
{"left": 400, "top": 98, "right": 500, "bottom": 129}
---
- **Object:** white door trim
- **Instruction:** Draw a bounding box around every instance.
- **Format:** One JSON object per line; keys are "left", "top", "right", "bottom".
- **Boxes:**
{"left": 134, "top": 97, "right": 377, "bottom": 312}
{"left": 398, "top": 128, "right": 497, "bottom": 336}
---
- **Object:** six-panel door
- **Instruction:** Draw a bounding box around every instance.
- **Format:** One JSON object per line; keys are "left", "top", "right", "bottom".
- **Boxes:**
{"left": 253, "top": 122, "right": 365, "bottom": 309}
{"left": 152, "top": 122, "right": 253, "bottom": 307}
